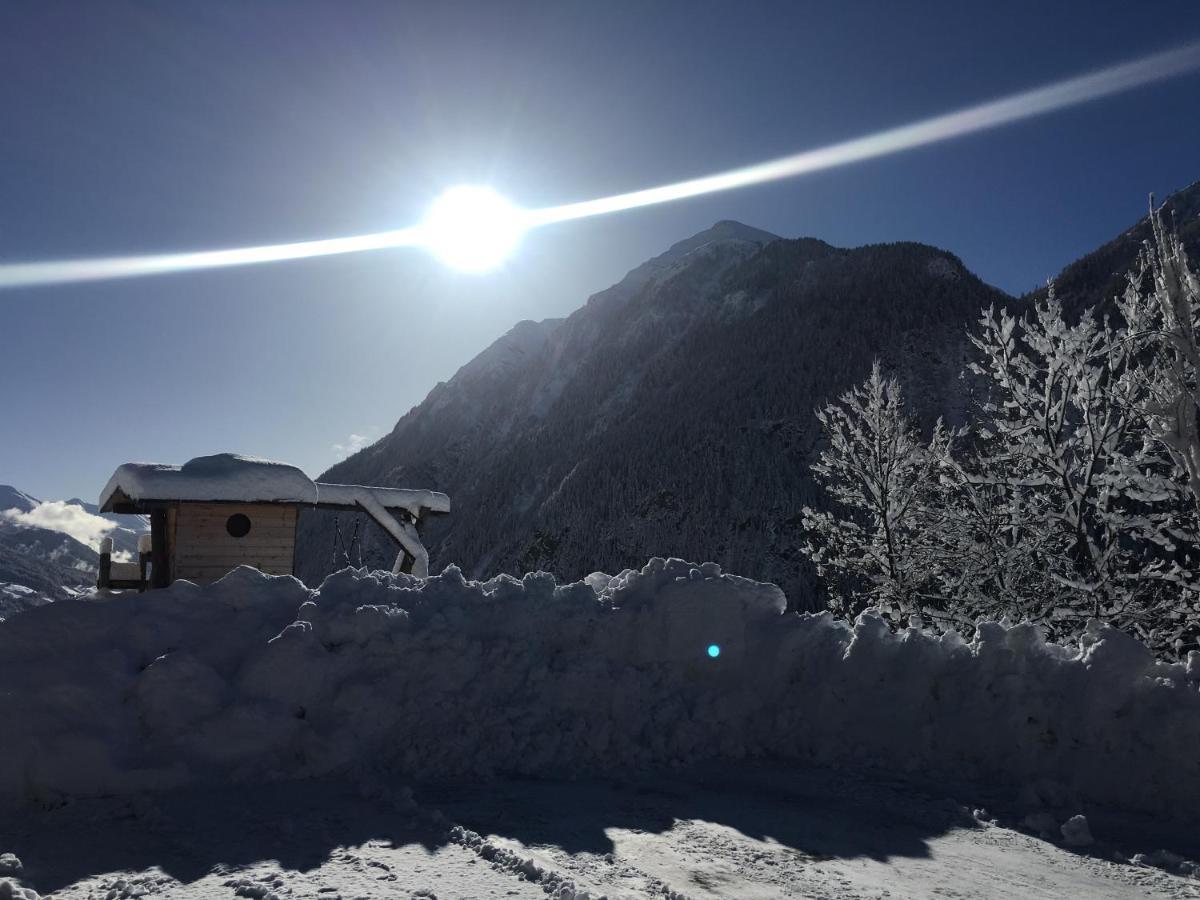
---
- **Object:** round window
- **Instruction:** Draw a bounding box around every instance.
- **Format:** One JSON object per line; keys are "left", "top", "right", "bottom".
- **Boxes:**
{"left": 225, "top": 513, "right": 252, "bottom": 538}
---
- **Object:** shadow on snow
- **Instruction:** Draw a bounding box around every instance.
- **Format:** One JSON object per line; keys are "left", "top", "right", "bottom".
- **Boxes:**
{"left": 5, "top": 762, "right": 1196, "bottom": 894}
{"left": 0, "top": 763, "right": 979, "bottom": 894}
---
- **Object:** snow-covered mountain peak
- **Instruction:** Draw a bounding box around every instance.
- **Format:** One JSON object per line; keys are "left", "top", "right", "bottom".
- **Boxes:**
{"left": 0, "top": 485, "right": 39, "bottom": 514}
{"left": 612, "top": 219, "right": 779, "bottom": 296}
{"left": 703, "top": 218, "right": 781, "bottom": 243}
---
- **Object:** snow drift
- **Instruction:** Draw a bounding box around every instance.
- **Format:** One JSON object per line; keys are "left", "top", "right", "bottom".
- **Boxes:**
{"left": 1, "top": 559, "right": 1197, "bottom": 820}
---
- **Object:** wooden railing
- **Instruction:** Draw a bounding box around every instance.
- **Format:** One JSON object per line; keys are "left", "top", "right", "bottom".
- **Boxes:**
{"left": 97, "top": 533, "right": 153, "bottom": 591}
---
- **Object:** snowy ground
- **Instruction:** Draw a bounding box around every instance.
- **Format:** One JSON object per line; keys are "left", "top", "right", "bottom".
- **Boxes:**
{"left": 3, "top": 763, "right": 1198, "bottom": 900}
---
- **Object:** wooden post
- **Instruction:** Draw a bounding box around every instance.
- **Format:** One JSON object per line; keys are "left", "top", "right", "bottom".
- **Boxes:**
{"left": 150, "top": 507, "right": 170, "bottom": 589}
{"left": 397, "top": 549, "right": 414, "bottom": 574}
{"left": 400, "top": 510, "right": 419, "bottom": 573}
{"left": 98, "top": 537, "right": 113, "bottom": 589}
{"left": 137, "top": 533, "right": 152, "bottom": 592}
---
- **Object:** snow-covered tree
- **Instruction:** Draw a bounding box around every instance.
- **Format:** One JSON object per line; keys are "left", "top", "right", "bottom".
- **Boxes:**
{"left": 924, "top": 282, "right": 1200, "bottom": 653}
{"left": 805, "top": 286, "right": 1195, "bottom": 655}
{"left": 919, "top": 443, "right": 1049, "bottom": 627}
{"left": 1119, "top": 206, "right": 1200, "bottom": 513}
{"left": 797, "top": 199, "right": 1199, "bottom": 657}
{"left": 800, "top": 361, "right": 947, "bottom": 620}
{"left": 1111, "top": 207, "right": 1200, "bottom": 652}
{"left": 968, "top": 297, "right": 1134, "bottom": 603}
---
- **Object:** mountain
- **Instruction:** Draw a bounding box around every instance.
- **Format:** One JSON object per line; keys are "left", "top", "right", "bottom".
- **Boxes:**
{"left": 0, "top": 485, "right": 39, "bottom": 514}
{"left": 0, "top": 483, "right": 98, "bottom": 619}
{"left": 0, "top": 528, "right": 94, "bottom": 620}
{"left": 298, "top": 220, "right": 1005, "bottom": 606}
{"left": 299, "top": 185, "right": 1199, "bottom": 607}
{"left": 1028, "top": 181, "right": 1200, "bottom": 315}
{"left": 0, "top": 484, "right": 149, "bottom": 619}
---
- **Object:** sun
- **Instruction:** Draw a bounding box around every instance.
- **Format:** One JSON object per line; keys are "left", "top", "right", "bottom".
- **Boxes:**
{"left": 420, "top": 185, "right": 526, "bottom": 272}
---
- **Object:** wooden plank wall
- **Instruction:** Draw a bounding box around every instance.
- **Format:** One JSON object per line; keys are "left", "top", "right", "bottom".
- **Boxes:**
{"left": 171, "top": 502, "right": 297, "bottom": 584}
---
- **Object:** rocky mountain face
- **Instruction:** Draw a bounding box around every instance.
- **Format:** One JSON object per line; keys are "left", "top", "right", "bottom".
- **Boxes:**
{"left": 298, "top": 220, "right": 1005, "bottom": 607}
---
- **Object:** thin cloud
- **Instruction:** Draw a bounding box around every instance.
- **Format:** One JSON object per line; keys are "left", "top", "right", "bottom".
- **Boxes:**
{"left": 333, "top": 430, "right": 376, "bottom": 462}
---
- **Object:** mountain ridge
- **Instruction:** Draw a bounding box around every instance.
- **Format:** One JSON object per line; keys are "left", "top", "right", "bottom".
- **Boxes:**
{"left": 1026, "top": 181, "right": 1200, "bottom": 314}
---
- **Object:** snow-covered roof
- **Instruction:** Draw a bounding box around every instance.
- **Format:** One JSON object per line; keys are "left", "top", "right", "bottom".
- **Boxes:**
{"left": 100, "top": 455, "right": 317, "bottom": 509}
{"left": 100, "top": 454, "right": 449, "bottom": 517}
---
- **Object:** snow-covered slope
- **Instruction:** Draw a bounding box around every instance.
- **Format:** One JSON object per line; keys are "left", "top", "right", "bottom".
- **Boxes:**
{"left": 302, "top": 221, "right": 1000, "bottom": 601}
{"left": 2, "top": 559, "right": 1197, "bottom": 824}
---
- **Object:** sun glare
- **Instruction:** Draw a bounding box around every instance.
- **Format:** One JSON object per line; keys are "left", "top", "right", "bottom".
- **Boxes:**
{"left": 420, "top": 185, "right": 526, "bottom": 273}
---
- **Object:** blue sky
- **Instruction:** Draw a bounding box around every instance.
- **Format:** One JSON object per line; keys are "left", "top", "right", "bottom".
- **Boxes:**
{"left": 3, "top": 1, "right": 1200, "bottom": 501}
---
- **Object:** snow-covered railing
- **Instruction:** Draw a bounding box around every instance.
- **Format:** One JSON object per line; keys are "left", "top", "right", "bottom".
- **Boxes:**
{"left": 96, "top": 535, "right": 151, "bottom": 591}
{"left": 314, "top": 482, "right": 450, "bottom": 519}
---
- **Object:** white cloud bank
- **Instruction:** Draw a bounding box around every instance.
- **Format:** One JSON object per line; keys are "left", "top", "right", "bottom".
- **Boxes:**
{"left": 1, "top": 501, "right": 116, "bottom": 552}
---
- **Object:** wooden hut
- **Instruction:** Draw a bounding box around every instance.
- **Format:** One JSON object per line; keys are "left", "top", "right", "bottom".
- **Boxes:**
{"left": 97, "top": 454, "right": 449, "bottom": 589}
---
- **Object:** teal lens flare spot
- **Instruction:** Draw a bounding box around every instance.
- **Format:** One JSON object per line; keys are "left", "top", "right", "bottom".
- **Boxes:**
{"left": 707, "top": 644, "right": 721, "bottom": 658}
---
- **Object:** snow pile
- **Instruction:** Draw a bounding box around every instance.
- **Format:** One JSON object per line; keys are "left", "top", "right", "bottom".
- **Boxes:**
{"left": 1, "top": 558, "right": 1198, "bottom": 820}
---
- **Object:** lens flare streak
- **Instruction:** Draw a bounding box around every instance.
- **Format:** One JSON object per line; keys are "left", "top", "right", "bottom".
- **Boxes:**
{"left": 2, "top": 41, "right": 1198, "bottom": 291}
{"left": 528, "top": 41, "right": 1200, "bottom": 227}
{"left": 0, "top": 228, "right": 423, "bottom": 290}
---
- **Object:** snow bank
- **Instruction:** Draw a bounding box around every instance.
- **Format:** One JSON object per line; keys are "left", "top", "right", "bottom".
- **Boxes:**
{"left": 1, "top": 558, "right": 1197, "bottom": 821}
